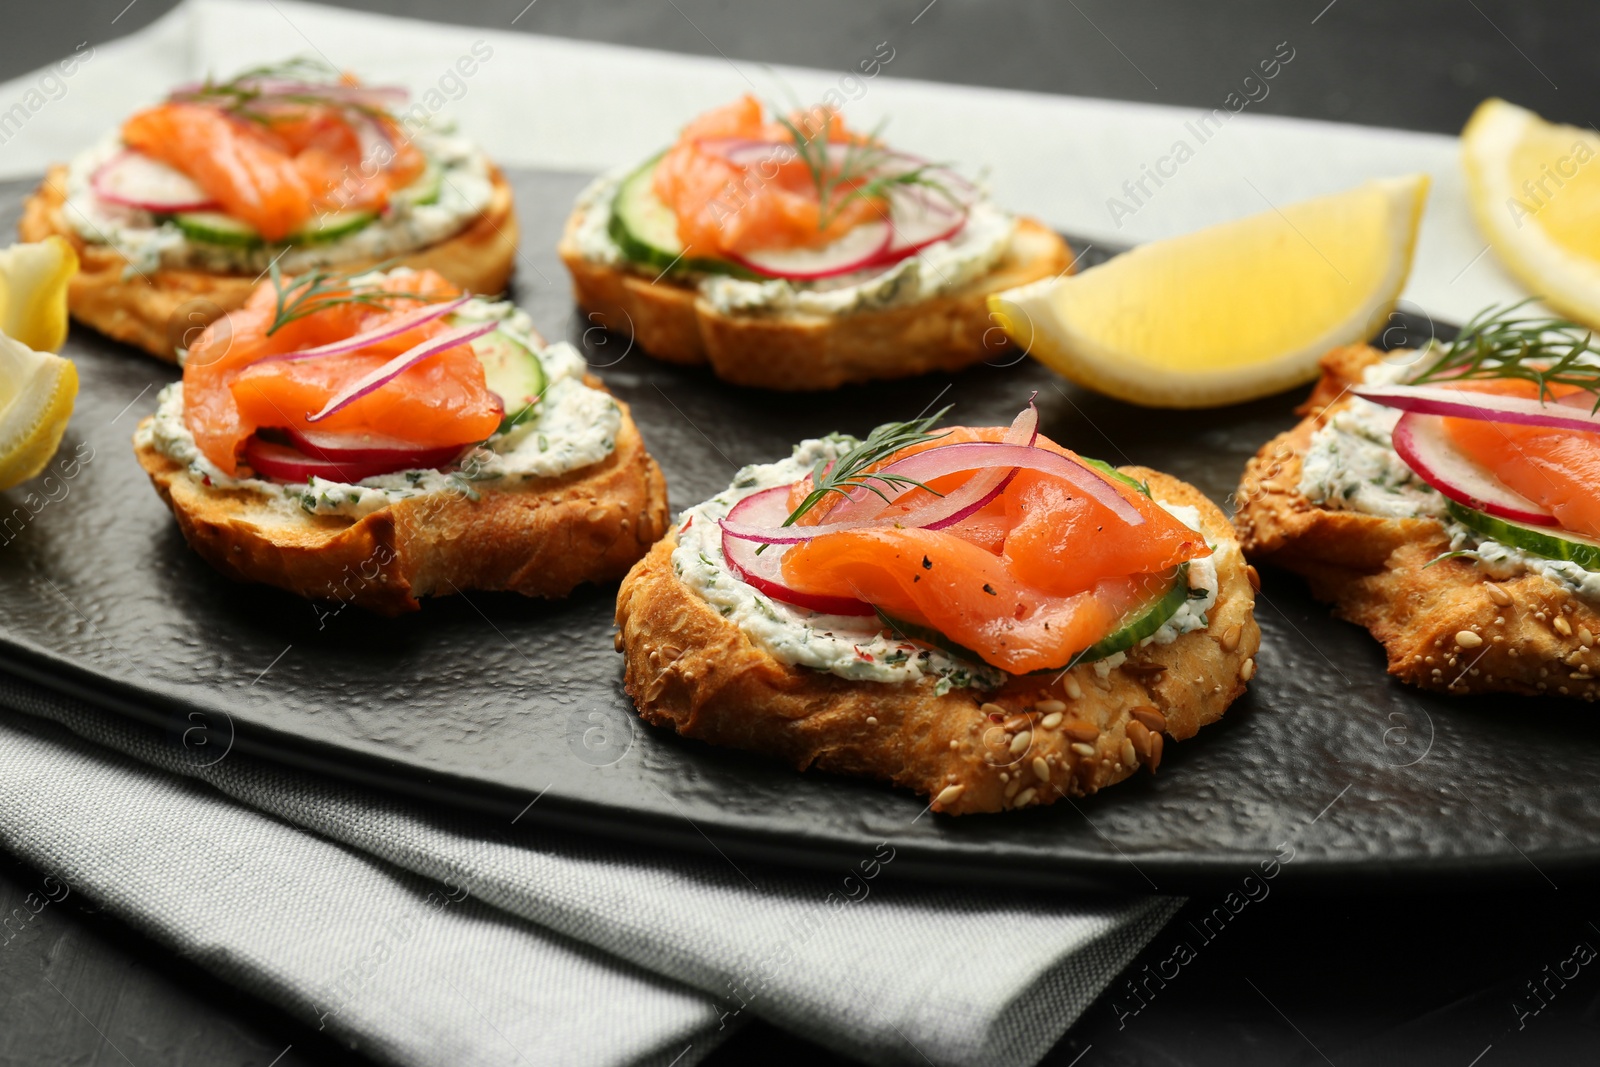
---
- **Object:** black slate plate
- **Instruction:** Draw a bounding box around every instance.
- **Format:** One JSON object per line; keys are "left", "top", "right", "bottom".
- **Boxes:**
{"left": 4, "top": 170, "right": 1598, "bottom": 894}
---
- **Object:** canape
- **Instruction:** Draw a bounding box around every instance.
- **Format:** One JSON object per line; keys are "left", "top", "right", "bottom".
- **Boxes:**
{"left": 560, "top": 95, "right": 1071, "bottom": 390}
{"left": 21, "top": 58, "right": 517, "bottom": 361}
{"left": 134, "top": 266, "right": 666, "bottom": 612}
{"left": 1235, "top": 306, "right": 1600, "bottom": 699}
{"left": 615, "top": 403, "right": 1259, "bottom": 813}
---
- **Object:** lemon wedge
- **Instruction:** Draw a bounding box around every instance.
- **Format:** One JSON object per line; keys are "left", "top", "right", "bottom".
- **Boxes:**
{"left": 991, "top": 175, "right": 1430, "bottom": 408}
{"left": 1462, "top": 98, "right": 1600, "bottom": 328}
{"left": 0, "top": 331, "right": 78, "bottom": 492}
{"left": 0, "top": 235, "right": 78, "bottom": 353}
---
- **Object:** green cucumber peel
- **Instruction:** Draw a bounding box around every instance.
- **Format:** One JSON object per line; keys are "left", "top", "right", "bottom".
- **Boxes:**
{"left": 608, "top": 155, "right": 766, "bottom": 280}
{"left": 1446, "top": 500, "right": 1600, "bottom": 572}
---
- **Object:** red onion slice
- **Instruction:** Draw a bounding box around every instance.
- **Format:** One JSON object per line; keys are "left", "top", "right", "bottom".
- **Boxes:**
{"left": 350, "top": 111, "right": 396, "bottom": 170}
{"left": 825, "top": 401, "right": 1038, "bottom": 530}
{"left": 1355, "top": 383, "right": 1600, "bottom": 434}
{"left": 695, "top": 137, "right": 798, "bottom": 168}
{"left": 91, "top": 150, "right": 219, "bottom": 212}
{"left": 719, "top": 486, "right": 875, "bottom": 616}
{"left": 304, "top": 319, "right": 498, "bottom": 423}
{"left": 722, "top": 441, "right": 1143, "bottom": 545}
{"left": 257, "top": 295, "right": 471, "bottom": 365}
{"left": 695, "top": 139, "right": 975, "bottom": 199}
{"left": 923, "top": 402, "right": 1037, "bottom": 530}
{"left": 1391, "top": 412, "right": 1556, "bottom": 526}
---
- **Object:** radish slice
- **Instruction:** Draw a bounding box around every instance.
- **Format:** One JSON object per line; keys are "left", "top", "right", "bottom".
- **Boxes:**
{"left": 1392, "top": 412, "right": 1556, "bottom": 526}
{"left": 720, "top": 486, "right": 875, "bottom": 616}
{"left": 304, "top": 320, "right": 498, "bottom": 423}
{"left": 1356, "top": 383, "right": 1600, "bottom": 434}
{"left": 284, "top": 426, "right": 476, "bottom": 466}
{"left": 881, "top": 184, "right": 967, "bottom": 259}
{"left": 92, "top": 151, "right": 218, "bottom": 212}
{"left": 257, "top": 295, "right": 471, "bottom": 364}
{"left": 728, "top": 220, "right": 892, "bottom": 280}
{"left": 721, "top": 441, "right": 1143, "bottom": 545}
{"left": 244, "top": 436, "right": 467, "bottom": 484}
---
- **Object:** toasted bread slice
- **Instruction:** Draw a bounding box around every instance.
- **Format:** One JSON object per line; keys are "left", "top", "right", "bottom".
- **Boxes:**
{"left": 135, "top": 380, "right": 667, "bottom": 614}
{"left": 20, "top": 164, "right": 519, "bottom": 362}
{"left": 1235, "top": 344, "right": 1600, "bottom": 700}
{"left": 559, "top": 213, "right": 1072, "bottom": 390}
{"left": 615, "top": 469, "right": 1258, "bottom": 814}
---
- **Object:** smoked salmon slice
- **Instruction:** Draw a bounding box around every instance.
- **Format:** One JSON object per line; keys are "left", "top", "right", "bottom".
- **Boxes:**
{"left": 122, "top": 96, "right": 426, "bottom": 241}
{"left": 780, "top": 527, "right": 1137, "bottom": 674}
{"left": 125, "top": 103, "right": 314, "bottom": 241}
{"left": 1439, "top": 379, "right": 1600, "bottom": 539}
{"left": 653, "top": 95, "right": 886, "bottom": 258}
{"left": 778, "top": 427, "right": 1212, "bottom": 672}
{"left": 184, "top": 269, "right": 501, "bottom": 476}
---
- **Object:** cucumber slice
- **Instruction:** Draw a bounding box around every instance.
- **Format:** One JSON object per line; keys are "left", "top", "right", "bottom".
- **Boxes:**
{"left": 392, "top": 163, "right": 442, "bottom": 208}
{"left": 877, "top": 563, "right": 1192, "bottom": 674}
{"left": 1081, "top": 456, "right": 1151, "bottom": 497}
{"left": 1446, "top": 500, "right": 1600, "bottom": 570}
{"left": 608, "top": 156, "right": 757, "bottom": 278}
{"left": 1064, "top": 564, "right": 1191, "bottom": 669}
{"left": 875, "top": 609, "right": 988, "bottom": 668}
{"left": 173, "top": 211, "right": 263, "bottom": 248}
{"left": 294, "top": 209, "right": 379, "bottom": 245}
{"left": 471, "top": 328, "right": 547, "bottom": 433}
{"left": 173, "top": 208, "right": 377, "bottom": 248}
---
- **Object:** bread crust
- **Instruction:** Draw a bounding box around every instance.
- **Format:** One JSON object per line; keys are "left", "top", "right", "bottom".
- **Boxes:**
{"left": 1234, "top": 344, "right": 1600, "bottom": 700}
{"left": 559, "top": 211, "right": 1072, "bottom": 390}
{"left": 20, "top": 164, "right": 520, "bottom": 362}
{"left": 134, "top": 381, "right": 667, "bottom": 615}
{"left": 615, "top": 469, "right": 1259, "bottom": 814}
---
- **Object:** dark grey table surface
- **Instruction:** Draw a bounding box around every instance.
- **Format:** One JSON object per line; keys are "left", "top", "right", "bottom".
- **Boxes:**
{"left": 4, "top": 3, "right": 1600, "bottom": 1065}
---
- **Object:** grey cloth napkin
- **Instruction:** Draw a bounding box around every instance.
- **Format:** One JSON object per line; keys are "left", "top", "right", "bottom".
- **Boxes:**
{"left": 0, "top": 671, "right": 1178, "bottom": 1067}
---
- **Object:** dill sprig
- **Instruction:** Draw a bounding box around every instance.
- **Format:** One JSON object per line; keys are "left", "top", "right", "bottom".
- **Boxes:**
{"left": 266, "top": 260, "right": 439, "bottom": 336}
{"left": 768, "top": 406, "right": 952, "bottom": 536}
{"left": 172, "top": 57, "right": 392, "bottom": 125}
{"left": 772, "top": 111, "right": 962, "bottom": 231}
{"left": 1408, "top": 299, "right": 1598, "bottom": 407}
